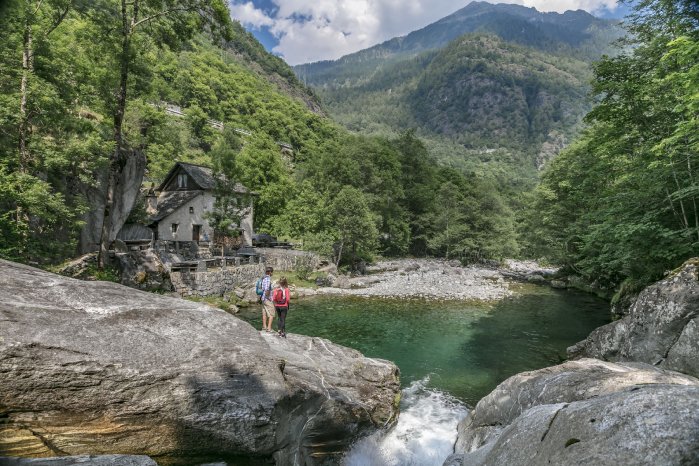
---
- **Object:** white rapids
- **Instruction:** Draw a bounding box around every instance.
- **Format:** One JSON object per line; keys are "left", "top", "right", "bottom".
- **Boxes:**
{"left": 343, "top": 377, "right": 469, "bottom": 466}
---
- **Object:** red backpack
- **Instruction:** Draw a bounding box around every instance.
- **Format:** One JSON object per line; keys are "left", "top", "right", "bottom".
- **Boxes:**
{"left": 273, "top": 288, "right": 287, "bottom": 306}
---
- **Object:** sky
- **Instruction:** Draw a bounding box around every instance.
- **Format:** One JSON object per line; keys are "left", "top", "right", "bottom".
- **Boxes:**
{"left": 229, "top": 0, "right": 632, "bottom": 66}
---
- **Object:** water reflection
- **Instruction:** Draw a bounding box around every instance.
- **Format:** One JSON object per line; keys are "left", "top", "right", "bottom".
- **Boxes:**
{"left": 239, "top": 285, "right": 609, "bottom": 406}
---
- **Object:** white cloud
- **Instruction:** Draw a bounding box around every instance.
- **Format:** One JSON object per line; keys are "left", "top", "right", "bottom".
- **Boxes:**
{"left": 229, "top": 0, "right": 622, "bottom": 65}
{"left": 229, "top": 1, "right": 274, "bottom": 29}
{"left": 521, "top": 0, "right": 619, "bottom": 13}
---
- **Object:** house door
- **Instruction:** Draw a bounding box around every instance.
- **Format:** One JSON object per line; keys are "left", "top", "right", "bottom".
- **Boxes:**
{"left": 192, "top": 224, "right": 201, "bottom": 242}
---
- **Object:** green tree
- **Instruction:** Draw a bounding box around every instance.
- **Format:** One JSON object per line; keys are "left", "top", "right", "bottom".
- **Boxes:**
{"left": 0, "top": 0, "right": 108, "bottom": 262}
{"left": 205, "top": 130, "right": 250, "bottom": 254}
{"left": 235, "top": 135, "right": 292, "bottom": 232}
{"left": 90, "top": 0, "right": 233, "bottom": 267}
{"left": 330, "top": 186, "right": 378, "bottom": 268}
{"left": 526, "top": 0, "right": 699, "bottom": 290}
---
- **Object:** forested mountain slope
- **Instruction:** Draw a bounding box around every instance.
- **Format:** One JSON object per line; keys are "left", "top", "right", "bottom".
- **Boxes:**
{"left": 0, "top": 1, "right": 333, "bottom": 262}
{"left": 294, "top": 2, "right": 623, "bottom": 87}
{"left": 293, "top": 3, "right": 623, "bottom": 184}
{"left": 225, "top": 20, "right": 323, "bottom": 114}
{"left": 0, "top": 1, "right": 521, "bottom": 267}
{"left": 320, "top": 34, "right": 592, "bottom": 178}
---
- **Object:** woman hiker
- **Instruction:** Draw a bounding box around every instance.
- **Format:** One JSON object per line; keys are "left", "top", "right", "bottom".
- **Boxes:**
{"left": 274, "top": 277, "right": 290, "bottom": 338}
{"left": 261, "top": 266, "right": 275, "bottom": 332}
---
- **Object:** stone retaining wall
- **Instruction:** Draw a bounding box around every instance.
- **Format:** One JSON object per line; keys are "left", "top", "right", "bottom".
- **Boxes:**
{"left": 256, "top": 248, "right": 320, "bottom": 271}
{"left": 171, "top": 263, "right": 264, "bottom": 297}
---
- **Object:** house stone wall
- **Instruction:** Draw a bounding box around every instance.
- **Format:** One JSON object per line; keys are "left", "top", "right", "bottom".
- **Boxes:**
{"left": 170, "top": 263, "right": 265, "bottom": 297}
{"left": 157, "top": 193, "right": 253, "bottom": 246}
{"left": 256, "top": 248, "right": 320, "bottom": 272}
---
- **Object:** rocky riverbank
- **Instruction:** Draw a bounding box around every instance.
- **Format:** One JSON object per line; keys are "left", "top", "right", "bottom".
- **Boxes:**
{"left": 444, "top": 259, "right": 699, "bottom": 466}
{"left": 295, "top": 259, "right": 558, "bottom": 301}
{"left": 0, "top": 260, "right": 400, "bottom": 465}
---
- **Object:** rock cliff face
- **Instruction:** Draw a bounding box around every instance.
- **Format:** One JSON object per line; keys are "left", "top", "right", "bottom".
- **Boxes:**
{"left": 0, "top": 260, "right": 400, "bottom": 465}
{"left": 568, "top": 259, "right": 699, "bottom": 378}
{"left": 446, "top": 359, "right": 699, "bottom": 466}
{"left": 446, "top": 259, "right": 699, "bottom": 466}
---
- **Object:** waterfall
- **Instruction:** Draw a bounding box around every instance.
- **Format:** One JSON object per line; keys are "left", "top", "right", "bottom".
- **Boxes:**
{"left": 343, "top": 377, "right": 469, "bottom": 466}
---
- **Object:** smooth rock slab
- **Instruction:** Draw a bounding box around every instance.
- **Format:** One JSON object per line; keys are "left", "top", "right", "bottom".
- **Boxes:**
{"left": 0, "top": 260, "right": 400, "bottom": 465}
{"left": 447, "top": 359, "right": 699, "bottom": 466}
{"left": 569, "top": 259, "right": 699, "bottom": 378}
{"left": 0, "top": 456, "right": 156, "bottom": 466}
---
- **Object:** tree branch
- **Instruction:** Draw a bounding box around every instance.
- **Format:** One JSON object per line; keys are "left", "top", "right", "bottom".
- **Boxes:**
{"left": 130, "top": 6, "right": 197, "bottom": 31}
{"left": 44, "top": 3, "right": 72, "bottom": 38}
{"left": 33, "top": 0, "right": 44, "bottom": 16}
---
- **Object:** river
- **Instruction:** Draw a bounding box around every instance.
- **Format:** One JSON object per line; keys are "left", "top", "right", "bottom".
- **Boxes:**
{"left": 236, "top": 283, "right": 610, "bottom": 465}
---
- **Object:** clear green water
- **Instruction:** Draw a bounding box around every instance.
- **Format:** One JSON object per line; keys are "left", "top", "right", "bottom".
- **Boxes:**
{"left": 239, "top": 284, "right": 610, "bottom": 406}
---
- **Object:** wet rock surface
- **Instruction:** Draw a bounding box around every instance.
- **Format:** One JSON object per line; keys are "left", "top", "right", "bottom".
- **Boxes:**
{"left": 0, "top": 260, "right": 399, "bottom": 465}
{"left": 569, "top": 259, "right": 699, "bottom": 378}
{"left": 447, "top": 359, "right": 699, "bottom": 466}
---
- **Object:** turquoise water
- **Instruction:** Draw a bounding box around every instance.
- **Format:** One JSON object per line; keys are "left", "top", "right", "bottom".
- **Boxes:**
{"left": 239, "top": 284, "right": 610, "bottom": 406}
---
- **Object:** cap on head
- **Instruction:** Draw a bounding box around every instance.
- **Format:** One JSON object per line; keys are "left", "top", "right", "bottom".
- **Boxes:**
{"left": 265, "top": 267, "right": 274, "bottom": 274}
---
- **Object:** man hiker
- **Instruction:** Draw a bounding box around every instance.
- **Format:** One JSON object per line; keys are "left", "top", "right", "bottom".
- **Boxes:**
{"left": 261, "top": 266, "right": 275, "bottom": 332}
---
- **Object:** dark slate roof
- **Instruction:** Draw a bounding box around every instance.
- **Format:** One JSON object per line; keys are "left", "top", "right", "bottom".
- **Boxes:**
{"left": 116, "top": 224, "right": 153, "bottom": 241}
{"left": 149, "top": 190, "right": 201, "bottom": 224}
{"left": 157, "top": 162, "right": 251, "bottom": 194}
{"left": 181, "top": 163, "right": 217, "bottom": 190}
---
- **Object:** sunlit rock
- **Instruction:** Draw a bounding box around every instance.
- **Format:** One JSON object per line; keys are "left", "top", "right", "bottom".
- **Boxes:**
{"left": 569, "top": 258, "right": 699, "bottom": 378}
{"left": 447, "top": 359, "right": 699, "bottom": 466}
{"left": 0, "top": 260, "right": 399, "bottom": 465}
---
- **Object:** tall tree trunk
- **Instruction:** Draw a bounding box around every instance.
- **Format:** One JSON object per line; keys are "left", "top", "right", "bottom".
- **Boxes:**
{"left": 670, "top": 162, "right": 690, "bottom": 231}
{"left": 19, "top": 8, "right": 32, "bottom": 174}
{"left": 687, "top": 154, "right": 699, "bottom": 242}
{"left": 445, "top": 217, "right": 450, "bottom": 260}
{"left": 16, "top": 3, "right": 34, "bottom": 258}
{"left": 335, "top": 241, "right": 343, "bottom": 268}
{"left": 98, "top": 0, "right": 132, "bottom": 268}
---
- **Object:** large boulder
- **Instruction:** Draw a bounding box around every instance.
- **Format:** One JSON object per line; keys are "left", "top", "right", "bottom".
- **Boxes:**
{"left": 446, "top": 359, "right": 699, "bottom": 466}
{"left": 0, "top": 455, "right": 157, "bottom": 465}
{"left": 568, "top": 258, "right": 699, "bottom": 378}
{"left": 0, "top": 260, "right": 400, "bottom": 465}
{"left": 112, "top": 250, "right": 170, "bottom": 291}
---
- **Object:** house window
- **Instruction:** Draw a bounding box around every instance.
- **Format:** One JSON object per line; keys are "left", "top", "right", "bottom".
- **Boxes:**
{"left": 171, "top": 223, "right": 179, "bottom": 235}
{"left": 189, "top": 206, "right": 194, "bottom": 214}
{"left": 177, "top": 174, "right": 187, "bottom": 189}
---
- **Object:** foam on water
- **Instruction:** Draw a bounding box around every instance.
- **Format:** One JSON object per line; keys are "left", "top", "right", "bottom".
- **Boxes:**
{"left": 343, "top": 377, "right": 469, "bottom": 466}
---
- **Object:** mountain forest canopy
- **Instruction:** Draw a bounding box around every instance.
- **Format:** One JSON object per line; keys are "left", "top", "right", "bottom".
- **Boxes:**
{"left": 294, "top": 2, "right": 626, "bottom": 184}
{"left": 0, "top": 0, "right": 519, "bottom": 269}
{"left": 0, "top": 0, "right": 696, "bottom": 292}
{"left": 524, "top": 0, "right": 699, "bottom": 295}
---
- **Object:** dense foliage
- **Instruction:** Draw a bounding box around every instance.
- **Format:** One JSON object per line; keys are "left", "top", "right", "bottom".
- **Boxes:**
{"left": 295, "top": 3, "right": 623, "bottom": 188}
{"left": 0, "top": 1, "right": 519, "bottom": 269}
{"left": 525, "top": 0, "right": 699, "bottom": 292}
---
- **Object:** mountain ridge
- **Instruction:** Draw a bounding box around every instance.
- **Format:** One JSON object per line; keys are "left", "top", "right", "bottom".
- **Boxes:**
{"left": 294, "top": 1, "right": 623, "bottom": 87}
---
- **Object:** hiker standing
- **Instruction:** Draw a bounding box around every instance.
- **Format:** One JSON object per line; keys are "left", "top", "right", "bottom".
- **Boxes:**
{"left": 261, "top": 266, "right": 275, "bottom": 332}
{"left": 274, "top": 277, "right": 290, "bottom": 338}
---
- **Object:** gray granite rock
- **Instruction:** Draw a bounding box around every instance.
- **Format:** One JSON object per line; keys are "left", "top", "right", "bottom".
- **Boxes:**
{"left": 0, "top": 456, "right": 157, "bottom": 466}
{"left": 569, "top": 259, "right": 699, "bottom": 378}
{"left": 113, "top": 249, "right": 170, "bottom": 291}
{"left": 0, "top": 260, "right": 399, "bottom": 465}
{"left": 448, "top": 359, "right": 699, "bottom": 466}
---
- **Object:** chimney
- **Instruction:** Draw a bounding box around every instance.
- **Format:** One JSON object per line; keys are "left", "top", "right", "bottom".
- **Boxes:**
{"left": 146, "top": 187, "right": 158, "bottom": 215}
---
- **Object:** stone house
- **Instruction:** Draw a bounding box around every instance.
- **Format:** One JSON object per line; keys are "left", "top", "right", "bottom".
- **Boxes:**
{"left": 146, "top": 162, "right": 255, "bottom": 246}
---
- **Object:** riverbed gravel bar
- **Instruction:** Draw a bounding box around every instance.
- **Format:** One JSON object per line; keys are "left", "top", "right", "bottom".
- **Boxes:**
{"left": 309, "top": 259, "right": 554, "bottom": 301}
